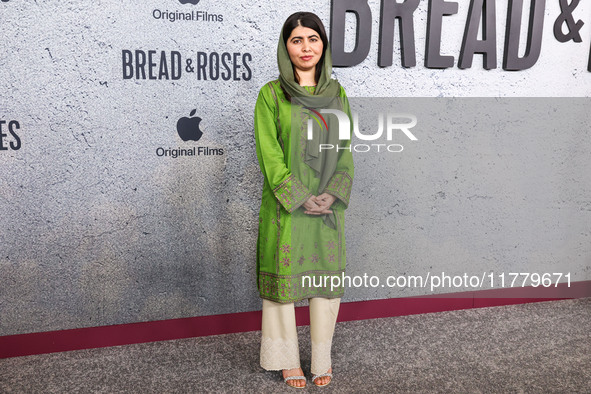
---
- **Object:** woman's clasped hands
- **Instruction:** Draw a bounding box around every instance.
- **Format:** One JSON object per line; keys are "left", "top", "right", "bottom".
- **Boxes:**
{"left": 303, "top": 193, "right": 336, "bottom": 215}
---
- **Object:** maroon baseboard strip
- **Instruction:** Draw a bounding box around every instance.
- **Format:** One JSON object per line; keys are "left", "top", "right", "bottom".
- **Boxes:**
{"left": 1, "top": 280, "right": 589, "bottom": 359}
{"left": 0, "top": 309, "right": 263, "bottom": 359}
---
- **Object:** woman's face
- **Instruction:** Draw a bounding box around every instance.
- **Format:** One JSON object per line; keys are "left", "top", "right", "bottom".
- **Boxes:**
{"left": 286, "top": 25, "right": 324, "bottom": 77}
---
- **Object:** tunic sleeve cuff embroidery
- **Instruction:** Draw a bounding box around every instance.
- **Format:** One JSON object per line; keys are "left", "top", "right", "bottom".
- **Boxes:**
{"left": 322, "top": 171, "right": 352, "bottom": 208}
{"left": 273, "top": 174, "right": 312, "bottom": 213}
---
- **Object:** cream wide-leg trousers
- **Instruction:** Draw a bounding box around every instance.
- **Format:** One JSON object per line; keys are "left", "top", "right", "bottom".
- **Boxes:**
{"left": 260, "top": 297, "right": 341, "bottom": 375}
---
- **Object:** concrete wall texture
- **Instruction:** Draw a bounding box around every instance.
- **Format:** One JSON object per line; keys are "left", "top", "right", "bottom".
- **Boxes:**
{"left": 1, "top": 0, "right": 590, "bottom": 335}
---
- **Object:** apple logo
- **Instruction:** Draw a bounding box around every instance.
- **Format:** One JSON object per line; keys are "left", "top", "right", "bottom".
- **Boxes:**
{"left": 178, "top": 0, "right": 200, "bottom": 4}
{"left": 177, "top": 109, "right": 203, "bottom": 142}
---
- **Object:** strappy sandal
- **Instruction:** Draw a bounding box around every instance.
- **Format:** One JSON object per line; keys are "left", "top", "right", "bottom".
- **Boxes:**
{"left": 312, "top": 371, "right": 333, "bottom": 387}
{"left": 284, "top": 375, "right": 307, "bottom": 389}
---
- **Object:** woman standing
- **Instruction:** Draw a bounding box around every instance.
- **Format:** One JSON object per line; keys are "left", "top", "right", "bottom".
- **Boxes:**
{"left": 254, "top": 11, "right": 354, "bottom": 389}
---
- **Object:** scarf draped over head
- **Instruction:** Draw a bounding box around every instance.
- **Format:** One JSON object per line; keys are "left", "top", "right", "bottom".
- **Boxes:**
{"left": 277, "top": 25, "right": 344, "bottom": 229}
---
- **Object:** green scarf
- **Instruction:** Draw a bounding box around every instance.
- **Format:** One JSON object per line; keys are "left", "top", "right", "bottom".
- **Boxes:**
{"left": 277, "top": 29, "right": 344, "bottom": 229}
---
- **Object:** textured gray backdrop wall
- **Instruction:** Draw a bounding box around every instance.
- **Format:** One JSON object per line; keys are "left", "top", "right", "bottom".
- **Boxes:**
{"left": 1, "top": 0, "right": 590, "bottom": 336}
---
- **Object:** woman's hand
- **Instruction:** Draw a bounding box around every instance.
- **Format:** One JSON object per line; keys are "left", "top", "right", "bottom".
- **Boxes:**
{"left": 303, "top": 193, "right": 336, "bottom": 215}
{"left": 315, "top": 193, "right": 337, "bottom": 211}
{"left": 302, "top": 195, "right": 332, "bottom": 215}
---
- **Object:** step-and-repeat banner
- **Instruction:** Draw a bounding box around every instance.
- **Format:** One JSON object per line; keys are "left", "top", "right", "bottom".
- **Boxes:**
{"left": 1, "top": 0, "right": 590, "bottom": 336}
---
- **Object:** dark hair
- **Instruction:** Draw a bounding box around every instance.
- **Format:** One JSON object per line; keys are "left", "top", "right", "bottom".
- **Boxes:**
{"left": 280, "top": 12, "right": 328, "bottom": 100}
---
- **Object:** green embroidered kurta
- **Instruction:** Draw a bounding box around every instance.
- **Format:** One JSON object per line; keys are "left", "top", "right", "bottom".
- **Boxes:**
{"left": 255, "top": 80, "right": 354, "bottom": 303}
